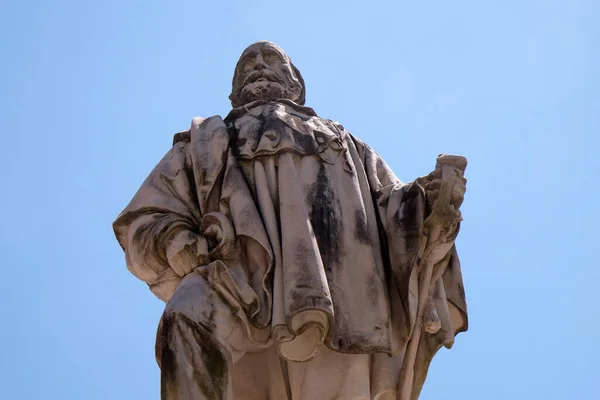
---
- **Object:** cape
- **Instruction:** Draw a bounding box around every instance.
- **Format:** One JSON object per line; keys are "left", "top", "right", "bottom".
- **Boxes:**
{"left": 113, "top": 99, "right": 468, "bottom": 399}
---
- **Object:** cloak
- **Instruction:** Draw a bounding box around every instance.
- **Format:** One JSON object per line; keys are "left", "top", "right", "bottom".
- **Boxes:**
{"left": 113, "top": 99, "right": 468, "bottom": 399}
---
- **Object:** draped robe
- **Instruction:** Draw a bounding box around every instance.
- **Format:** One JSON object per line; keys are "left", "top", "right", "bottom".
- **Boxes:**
{"left": 113, "top": 99, "right": 468, "bottom": 399}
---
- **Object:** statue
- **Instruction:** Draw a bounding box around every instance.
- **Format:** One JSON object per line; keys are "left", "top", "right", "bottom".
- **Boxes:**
{"left": 113, "top": 41, "right": 469, "bottom": 400}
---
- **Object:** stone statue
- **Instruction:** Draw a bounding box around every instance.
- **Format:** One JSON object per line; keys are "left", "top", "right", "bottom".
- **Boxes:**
{"left": 113, "top": 41, "right": 468, "bottom": 400}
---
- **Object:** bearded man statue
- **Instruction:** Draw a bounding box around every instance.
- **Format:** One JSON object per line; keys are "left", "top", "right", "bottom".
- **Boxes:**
{"left": 113, "top": 41, "right": 469, "bottom": 400}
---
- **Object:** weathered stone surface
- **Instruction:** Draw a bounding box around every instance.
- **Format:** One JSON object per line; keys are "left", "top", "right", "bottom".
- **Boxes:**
{"left": 114, "top": 41, "right": 469, "bottom": 400}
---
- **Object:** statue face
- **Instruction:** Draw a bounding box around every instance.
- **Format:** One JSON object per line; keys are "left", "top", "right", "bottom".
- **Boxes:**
{"left": 230, "top": 42, "right": 303, "bottom": 107}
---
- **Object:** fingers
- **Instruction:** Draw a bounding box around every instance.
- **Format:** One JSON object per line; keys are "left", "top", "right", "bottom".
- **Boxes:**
{"left": 422, "top": 179, "right": 442, "bottom": 191}
{"left": 168, "top": 245, "right": 197, "bottom": 277}
{"left": 426, "top": 189, "right": 440, "bottom": 209}
{"left": 423, "top": 176, "right": 466, "bottom": 209}
{"left": 450, "top": 178, "right": 466, "bottom": 208}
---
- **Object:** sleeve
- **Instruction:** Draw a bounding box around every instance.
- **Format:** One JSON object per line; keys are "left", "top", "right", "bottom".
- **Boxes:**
{"left": 351, "top": 135, "right": 427, "bottom": 320}
{"left": 113, "top": 141, "right": 208, "bottom": 302}
{"left": 350, "top": 136, "right": 468, "bottom": 400}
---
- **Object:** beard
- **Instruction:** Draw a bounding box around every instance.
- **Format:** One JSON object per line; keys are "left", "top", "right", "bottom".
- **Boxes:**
{"left": 231, "top": 68, "right": 300, "bottom": 107}
{"left": 237, "top": 80, "right": 288, "bottom": 105}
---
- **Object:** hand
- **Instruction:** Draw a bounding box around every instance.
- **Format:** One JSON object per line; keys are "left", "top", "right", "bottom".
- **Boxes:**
{"left": 416, "top": 168, "right": 467, "bottom": 211}
{"left": 166, "top": 231, "right": 210, "bottom": 277}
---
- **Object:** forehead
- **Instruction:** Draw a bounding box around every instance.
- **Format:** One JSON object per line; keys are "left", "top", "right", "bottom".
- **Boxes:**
{"left": 239, "top": 42, "right": 288, "bottom": 59}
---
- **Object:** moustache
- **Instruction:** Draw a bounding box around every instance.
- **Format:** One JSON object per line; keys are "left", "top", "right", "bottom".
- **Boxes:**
{"left": 241, "top": 70, "right": 284, "bottom": 87}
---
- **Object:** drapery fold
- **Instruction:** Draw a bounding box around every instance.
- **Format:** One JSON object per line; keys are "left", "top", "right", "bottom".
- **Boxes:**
{"left": 114, "top": 100, "right": 467, "bottom": 399}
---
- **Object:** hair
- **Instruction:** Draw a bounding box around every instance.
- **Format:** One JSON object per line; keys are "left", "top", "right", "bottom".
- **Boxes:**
{"left": 289, "top": 63, "right": 306, "bottom": 106}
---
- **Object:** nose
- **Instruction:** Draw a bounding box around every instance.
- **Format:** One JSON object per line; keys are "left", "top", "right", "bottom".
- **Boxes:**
{"left": 254, "top": 54, "right": 267, "bottom": 70}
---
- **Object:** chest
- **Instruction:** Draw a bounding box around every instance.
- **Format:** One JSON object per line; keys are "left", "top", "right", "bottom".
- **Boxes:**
{"left": 230, "top": 103, "right": 343, "bottom": 161}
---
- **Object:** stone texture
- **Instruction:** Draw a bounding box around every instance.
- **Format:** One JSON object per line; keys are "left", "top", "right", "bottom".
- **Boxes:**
{"left": 114, "top": 41, "right": 469, "bottom": 400}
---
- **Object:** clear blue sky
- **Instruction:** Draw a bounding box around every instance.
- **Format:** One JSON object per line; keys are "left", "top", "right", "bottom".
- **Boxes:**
{"left": 1, "top": 1, "right": 598, "bottom": 399}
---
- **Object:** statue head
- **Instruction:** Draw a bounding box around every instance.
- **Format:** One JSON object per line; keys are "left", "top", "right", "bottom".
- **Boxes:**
{"left": 229, "top": 41, "right": 306, "bottom": 108}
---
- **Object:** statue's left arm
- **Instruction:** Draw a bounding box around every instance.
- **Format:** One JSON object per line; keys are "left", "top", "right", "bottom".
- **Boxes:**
{"left": 349, "top": 136, "right": 468, "bottom": 400}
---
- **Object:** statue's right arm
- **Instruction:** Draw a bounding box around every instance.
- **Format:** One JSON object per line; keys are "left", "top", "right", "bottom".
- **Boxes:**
{"left": 113, "top": 140, "right": 209, "bottom": 289}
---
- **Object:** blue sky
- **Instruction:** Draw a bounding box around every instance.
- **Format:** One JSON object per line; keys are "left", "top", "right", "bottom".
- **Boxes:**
{"left": 1, "top": 1, "right": 599, "bottom": 399}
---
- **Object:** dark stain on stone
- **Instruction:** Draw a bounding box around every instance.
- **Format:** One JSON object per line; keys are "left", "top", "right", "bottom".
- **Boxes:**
{"left": 157, "top": 308, "right": 228, "bottom": 400}
{"left": 334, "top": 332, "right": 388, "bottom": 353}
{"left": 457, "top": 280, "right": 466, "bottom": 301}
{"left": 354, "top": 208, "right": 372, "bottom": 245}
{"left": 158, "top": 314, "right": 177, "bottom": 400}
{"left": 130, "top": 214, "right": 174, "bottom": 267}
{"left": 399, "top": 185, "right": 425, "bottom": 257}
{"left": 288, "top": 241, "right": 333, "bottom": 311}
{"left": 202, "top": 293, "right": 218, "bottom": 332}
{"left": 294, "top": 126, "right": 318, "bottom": 154}
{"left": 386, "top": 184, "right": 426, "bottom": 315}
{"left": 227, "top": 121, "right": 241, "bottom": 158}
{"left": 199, "top": 330, "right": 228, "bottom": 400}
{"left": 308, "top": 164, "right": 342, "bottom": 272}
{"left": 183, "top": 161, "right": 200, "bottom": 215}
{"left": 261, "top": 105, "right": 319, "bottom": 154}
{"left": 172, "top": 130, "right": 191, "bottom": 145}
{"left": 365, "top": 272, "right": 381, "bottom": 307}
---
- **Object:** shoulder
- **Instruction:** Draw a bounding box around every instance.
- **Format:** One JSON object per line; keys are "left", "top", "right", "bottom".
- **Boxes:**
{"left": 172, "top": 117, "right": 208, "bottom": 146}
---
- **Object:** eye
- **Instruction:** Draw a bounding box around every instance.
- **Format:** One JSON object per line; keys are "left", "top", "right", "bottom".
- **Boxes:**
{"left": 241, "top": 60, "right": 254, "bottom": 72}
{"left": 265, "top": 53, "right": 281, "bottom": 64}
